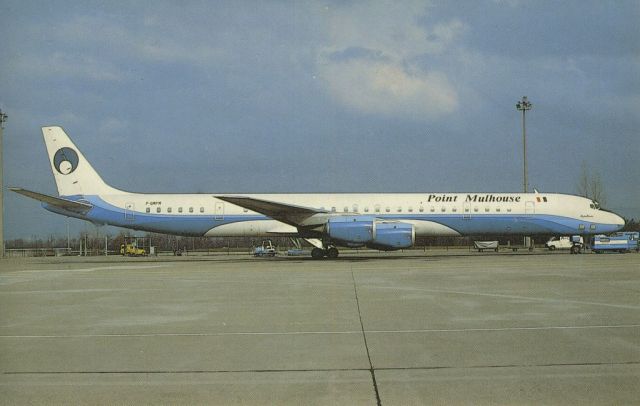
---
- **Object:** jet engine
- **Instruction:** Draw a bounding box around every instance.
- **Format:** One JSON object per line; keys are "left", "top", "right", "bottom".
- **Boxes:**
{"left": 366, "top": 221, "right": 415, "bottom": 250}
{"left": 325, "top": 216, "right": 375, "bottom": 247}
{"left": 325, "top": 216, "right": 415, "bottom": 250}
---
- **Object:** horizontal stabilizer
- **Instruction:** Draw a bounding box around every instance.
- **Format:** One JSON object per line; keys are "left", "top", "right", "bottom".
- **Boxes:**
{"left": 10, "top": 187, "right": 92, "bottom": 213}
{"left": 215, "top": 195, "right": 326, "bottom": 227}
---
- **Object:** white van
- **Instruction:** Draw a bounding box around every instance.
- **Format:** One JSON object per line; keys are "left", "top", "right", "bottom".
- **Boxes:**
{"left": 545, "top": 236, "right": 583, "bottom": 250}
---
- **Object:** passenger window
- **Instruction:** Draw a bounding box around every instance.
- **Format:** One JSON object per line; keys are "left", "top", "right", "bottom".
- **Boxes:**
{"left": 507, "top": 208, "right": 512, "bottom": 212}
{"left": 364, "top": 207, "right": 369, "bottom": 213}
{"left": 189, "top": 207, "right": 194, "bottom": 213}
{"left": 178, "top": 207, "right": 183, "bottom": 213}
{"left": 496, "top": 207, "right": 501, "bottom": 212}
{"left": 485, "top": 207, "right": 490, "bottom": 212}
{"left": 167, "top": 207, "right": 172, "bottom": 213}
{"left": 441, "top": 207, "right": 446, "bottom": 212}
{"left": 590, "top": 224, "right": 596, "bottom": 230}
{"left": 146, "top": 207, "right": 150, "bottom": 213}
{"left": 408, "top": 207, "right": 413, "bottom": 213}
{"left": 452, "top": 207, "right": 457, "bottom": 212}
{"left": 385, "top": 207, "right": 390, "bottom": 213}
{"left": 375, "top": 205, "right": 380, "bottom": 213}
{"left": 419, "top": 206, "right": 424, "bottom": 212}
{"left": 578, "top": 224, "right": 585, "bottom": 230}
{"left": 352, "top": 205, "right": 358, "bottom": 212}
{"left": 331, "top": 207, "right": 336, "bottom": 212}
{"left": 156, "top": 207, "right": 161, "bottom": 213}
{"left": 474, "top": 207, "right": 479, "bottom": 212}
{"left": 397, "top": 207, "right": 402, "bottom": 213}
{"left": 430, "top": 207, "right": 435, "bottom": 212}
{"left": 343, "top": 206, "right": 348, "bottom": 212}
{"left": 200, "top": 207, "right": 204, "bottom": 213}
{"left": 464, "top": 207, "right": 469, "bottom": 212}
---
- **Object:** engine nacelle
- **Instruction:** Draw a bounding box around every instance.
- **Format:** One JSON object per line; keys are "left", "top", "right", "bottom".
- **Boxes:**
{"left": 325, "top": 216, "right": 375, "bottom": 247}
{"left": 325, "top": 216, "right": 415, "bottom": 250}
{"left": 367, "top": 221, "right": 415, "bottom": 250}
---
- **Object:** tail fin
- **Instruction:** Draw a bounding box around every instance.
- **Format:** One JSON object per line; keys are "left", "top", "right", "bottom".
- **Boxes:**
{"left": 42, "top": 126, "right": 120, "bottom": 196}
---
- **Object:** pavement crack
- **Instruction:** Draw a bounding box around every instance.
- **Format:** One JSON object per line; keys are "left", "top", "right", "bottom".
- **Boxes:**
{"left": 5, "top": 361, "right": 638, "bottom": 376}
{"left": 351, "top": 268, "right": 382, "bottom": 406}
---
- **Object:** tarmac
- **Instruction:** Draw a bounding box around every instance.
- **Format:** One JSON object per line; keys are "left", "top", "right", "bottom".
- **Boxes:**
{"left": 1, "top": 250, "right": 639, "bottom": 405}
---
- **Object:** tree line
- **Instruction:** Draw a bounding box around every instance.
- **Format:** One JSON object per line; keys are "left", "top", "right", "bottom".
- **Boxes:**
{"left": 6, "top": 218, "right": 638, "bottom": 253}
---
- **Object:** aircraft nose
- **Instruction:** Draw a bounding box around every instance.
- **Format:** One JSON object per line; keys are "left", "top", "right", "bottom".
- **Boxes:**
{"left": 611, "top": 212, "right": 625, "bottom": 230}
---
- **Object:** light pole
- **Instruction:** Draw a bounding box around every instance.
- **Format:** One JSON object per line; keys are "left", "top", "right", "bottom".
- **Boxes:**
{"left": 0, "top": 109, "right": 7, "bottom": 258}
{"left": 516, "top": 96, "right": 532, "bottom": 193}
{"left": 516, "top": 97, "right": 532, "bottom": 249}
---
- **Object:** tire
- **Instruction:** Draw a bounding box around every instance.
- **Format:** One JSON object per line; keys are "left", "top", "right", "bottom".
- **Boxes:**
{"left": 548, "top": 246, "right": 556, "bottom": 251}
{"left": 311, "top": 248, "right": 325, "bottom": 259}
{"left": 326, "top": 247, "right": 339, "bottom": 259}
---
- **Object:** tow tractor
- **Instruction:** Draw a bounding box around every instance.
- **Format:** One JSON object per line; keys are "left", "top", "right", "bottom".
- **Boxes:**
{"left": 253, "top": 240, "right": 277, "bottom": 257}
{"left": 120, "top": 236, "right": 148, "bottom": 257}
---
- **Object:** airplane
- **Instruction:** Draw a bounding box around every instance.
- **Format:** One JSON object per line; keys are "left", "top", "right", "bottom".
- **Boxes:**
{"left": 11, "top": 126, "right": 625, "bottom": 259}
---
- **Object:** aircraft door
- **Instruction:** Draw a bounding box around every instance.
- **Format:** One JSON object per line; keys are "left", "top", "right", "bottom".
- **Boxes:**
{"left": 525, "top": 201, "right": 535, "bottom": 214}
{"left": 214, "top": 202, "right": 224, "bottom": 220}
{"left": 125, "top": 202, "right": 135, "bottom": 221}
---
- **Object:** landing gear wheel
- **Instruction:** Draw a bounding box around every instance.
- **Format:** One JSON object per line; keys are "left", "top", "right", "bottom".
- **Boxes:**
{"left": 326, "top": 247, "right": 339, "bottom": 259}
{"left": 570, "top": 245, "right": 580, "bottom": 254}
{"left": 311, "top": 247, "right": 325, "bottom": 259}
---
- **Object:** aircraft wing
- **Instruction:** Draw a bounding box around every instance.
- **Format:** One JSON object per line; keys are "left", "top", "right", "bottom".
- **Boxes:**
{"left": 215, "top": 195, "right": 327, "bottom": 227}
{"left": 10, "top": 187, "right": 93, "bottom": 213}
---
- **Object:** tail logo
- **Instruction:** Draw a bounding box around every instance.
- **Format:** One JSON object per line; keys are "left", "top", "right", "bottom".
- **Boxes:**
{"left": 53, "top": 147, "right": 79, "bottom": 175}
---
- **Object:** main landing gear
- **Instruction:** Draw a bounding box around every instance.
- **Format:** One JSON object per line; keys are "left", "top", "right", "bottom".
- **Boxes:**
{"left": 311, "top": 246, "right": 339, "bottom": 259}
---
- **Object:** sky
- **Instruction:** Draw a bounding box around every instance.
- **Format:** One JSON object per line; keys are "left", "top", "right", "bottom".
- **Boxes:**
{"left": 1, "top": 0, "right": 639, "bottom": 240}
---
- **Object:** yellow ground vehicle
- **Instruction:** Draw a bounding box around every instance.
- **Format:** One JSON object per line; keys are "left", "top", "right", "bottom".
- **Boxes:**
{"left": 120, "top": 239, "right": 147, "bottom": 256}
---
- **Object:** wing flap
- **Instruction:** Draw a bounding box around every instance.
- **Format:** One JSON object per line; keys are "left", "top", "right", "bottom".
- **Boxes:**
{"left": 10, "top": 187, "right": 92, "bottom": 213}
{"left": 265, "top": 224, "right": 299, "bottom": 235}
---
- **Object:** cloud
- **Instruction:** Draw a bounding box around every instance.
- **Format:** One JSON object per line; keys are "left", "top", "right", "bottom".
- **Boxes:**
{"left": 320, "top": 58, "right": 457, "bottom": 118}
{"left": 9, "top": 52, "right": 124, "bottom": 82}
{"left": 56, "top": 15, "right": 227, "bottom": 67}
{"left": 316, "top": 2, "right": 464, "bottom": 119}
{"left": 97, "top": 117, "right": 129, "bottom": 142}
{"left": 491, "top": 0, "right": 523, "bottom": 7}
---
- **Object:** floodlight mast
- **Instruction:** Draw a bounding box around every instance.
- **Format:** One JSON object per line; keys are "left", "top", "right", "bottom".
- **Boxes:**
{"left": 0, "top": 109, "right": 7, "bottom": 258}
{"left": 516, "top": 97, "right": 533, "bottom": 250}
{"left": 516, "top": 96, "right": 532, "bottom": 193}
